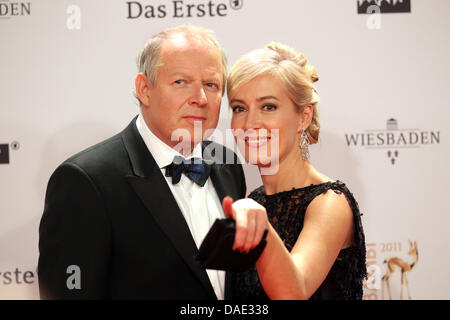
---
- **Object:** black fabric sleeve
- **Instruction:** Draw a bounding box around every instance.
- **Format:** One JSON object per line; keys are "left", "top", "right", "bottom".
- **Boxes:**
{"left": 38, "top": 162, "right": 112, "bottom": 299}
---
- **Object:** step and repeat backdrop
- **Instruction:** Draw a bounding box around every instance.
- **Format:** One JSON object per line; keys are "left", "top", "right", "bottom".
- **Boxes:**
{"left": 1, "top": 0, "right": 449, "bottom": 299}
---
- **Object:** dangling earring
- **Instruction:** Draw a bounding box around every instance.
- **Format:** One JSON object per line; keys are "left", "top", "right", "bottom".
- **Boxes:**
{"left": 300, "top": 128, "right": 310, "bottom": 161}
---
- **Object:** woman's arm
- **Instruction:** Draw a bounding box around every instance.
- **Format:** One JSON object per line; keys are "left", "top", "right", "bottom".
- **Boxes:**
{"left": 224, "top": 190, "right": 354, "bottom": 299}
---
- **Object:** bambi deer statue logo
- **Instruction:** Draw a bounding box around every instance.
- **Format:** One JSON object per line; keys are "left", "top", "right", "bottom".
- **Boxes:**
{"left": 381, "top": 240, "right": 418, "bottom": 300}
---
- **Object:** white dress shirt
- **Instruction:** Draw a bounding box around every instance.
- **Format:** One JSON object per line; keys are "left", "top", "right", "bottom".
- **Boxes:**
{"left": 135, "top": 114, "right": 225, "bottom": 300}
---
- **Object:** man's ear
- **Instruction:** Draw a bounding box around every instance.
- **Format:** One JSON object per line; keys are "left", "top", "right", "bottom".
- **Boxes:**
{"left": 298, "top": 104, "right": 313, "bottom": 132}
{"left": 135, "top": 73, "right": 151, "bottom": 107}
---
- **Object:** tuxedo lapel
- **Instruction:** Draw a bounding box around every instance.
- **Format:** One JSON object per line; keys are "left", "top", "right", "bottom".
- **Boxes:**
{"left": 203, "top": 141, "right": 242, "bottom": 203}
{"left": 202, "top": 141, "right": 244, "bottom": 300}
{"left": 209, "top": 164, "right": 241, "bottom": 202}
{"left": 120, "top": 118, "right": 217, "bottom": 300}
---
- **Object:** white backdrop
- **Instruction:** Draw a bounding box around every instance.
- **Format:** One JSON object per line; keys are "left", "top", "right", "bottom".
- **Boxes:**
{"left": 1, "top": 0, "right": 449, "bottom": 299}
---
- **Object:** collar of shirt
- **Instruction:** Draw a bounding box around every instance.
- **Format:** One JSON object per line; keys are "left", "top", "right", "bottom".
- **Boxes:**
{"left": 136, "top": 113, "right": 203, "bottom": 169}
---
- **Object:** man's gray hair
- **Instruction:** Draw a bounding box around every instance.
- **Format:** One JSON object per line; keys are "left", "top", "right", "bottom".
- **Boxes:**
{"left": 135, "top": 24, "right": 228, "bottom": 101}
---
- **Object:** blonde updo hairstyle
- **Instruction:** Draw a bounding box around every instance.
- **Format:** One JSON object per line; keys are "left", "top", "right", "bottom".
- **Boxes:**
{"left": 227, "top": 42, "right": 320, "bottom": 144}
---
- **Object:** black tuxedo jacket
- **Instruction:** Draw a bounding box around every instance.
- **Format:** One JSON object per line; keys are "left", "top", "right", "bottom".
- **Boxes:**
{"left": 38, "top": 117, "right": 246, "bottom": 299}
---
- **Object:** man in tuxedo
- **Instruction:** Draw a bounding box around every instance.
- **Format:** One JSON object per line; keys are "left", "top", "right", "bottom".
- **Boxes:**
{"left": 38, "top": 25, "right": 246, "bottom": 299}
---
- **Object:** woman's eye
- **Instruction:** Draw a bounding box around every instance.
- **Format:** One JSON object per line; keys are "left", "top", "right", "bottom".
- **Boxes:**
{"left": 232, "top": 105, "right": 246, "bottom": 113}
{"left": 262, "top": 104, "right": 277, "bottom": 111}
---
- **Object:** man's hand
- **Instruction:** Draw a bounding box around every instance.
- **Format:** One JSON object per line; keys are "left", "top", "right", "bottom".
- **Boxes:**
{"left": 222, "top": 196, "right": 268, "bottom": 253}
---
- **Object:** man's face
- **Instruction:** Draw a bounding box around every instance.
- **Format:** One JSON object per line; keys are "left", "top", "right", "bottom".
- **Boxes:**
{"left": 141, "top": 34, "right": 223, "bottom": 152}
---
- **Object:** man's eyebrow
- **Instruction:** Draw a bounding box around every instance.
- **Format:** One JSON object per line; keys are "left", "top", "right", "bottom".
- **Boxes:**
{"left": 204, "top": 77, "right": 221, "bottom": 82}
{"left": 169, "top": 72, "right": 188, "bottom": 78}
{"left": 168, "top": 73, "right": 220, "bottom": 82}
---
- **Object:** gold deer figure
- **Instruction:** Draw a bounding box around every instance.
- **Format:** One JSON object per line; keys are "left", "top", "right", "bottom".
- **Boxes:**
{"left": 381, "top": 240, "right": 418, "bottom": 300}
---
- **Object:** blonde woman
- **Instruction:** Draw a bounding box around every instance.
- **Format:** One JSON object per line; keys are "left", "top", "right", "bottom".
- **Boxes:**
{"left": 223, "top": 43, "right": 367, "bottom": 300}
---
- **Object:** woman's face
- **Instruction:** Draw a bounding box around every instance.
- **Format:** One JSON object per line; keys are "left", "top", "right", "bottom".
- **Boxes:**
{"left": 230, "top": 74, "right": 304, "bottom": 169}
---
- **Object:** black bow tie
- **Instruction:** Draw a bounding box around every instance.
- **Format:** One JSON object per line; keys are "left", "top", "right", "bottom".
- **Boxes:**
{"left": 165, "top": 155, "right": 212, "bottom": 187}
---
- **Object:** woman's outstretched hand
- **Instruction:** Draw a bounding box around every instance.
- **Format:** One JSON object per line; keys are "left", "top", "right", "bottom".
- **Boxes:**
{"left": 222, "top": 196, "right": 269, "bottom": 254}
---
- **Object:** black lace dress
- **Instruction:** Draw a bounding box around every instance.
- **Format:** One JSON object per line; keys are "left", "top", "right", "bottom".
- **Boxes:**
{"left": 231, "top": 180, "right": 367, "bottom": 300}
